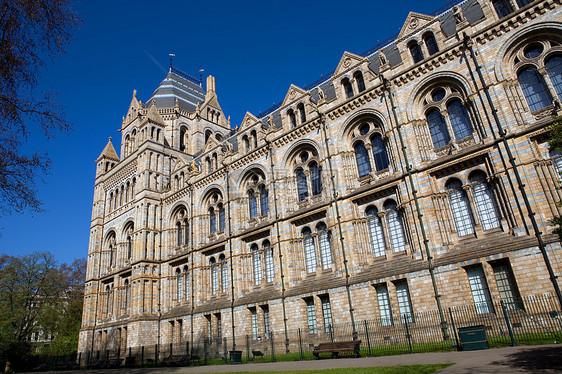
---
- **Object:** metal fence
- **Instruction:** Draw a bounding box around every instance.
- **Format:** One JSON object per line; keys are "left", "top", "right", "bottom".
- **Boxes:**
{"left": 27, "top": 294, "right": 562, "bottom": 370}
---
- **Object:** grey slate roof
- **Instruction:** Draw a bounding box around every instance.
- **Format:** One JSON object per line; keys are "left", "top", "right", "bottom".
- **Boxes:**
{"left": 439, "top": 0, "right": 484, "bottom": 37}
{"left": 147, "top": 69, "right": 205, "bottom": 112}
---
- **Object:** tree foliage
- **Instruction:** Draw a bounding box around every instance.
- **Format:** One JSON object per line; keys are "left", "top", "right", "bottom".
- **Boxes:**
{"left": 0, "top": 252, "right": 86, "bottom": 368}
{"left": 0, "top": 0, "right": 80, "bottom": 214}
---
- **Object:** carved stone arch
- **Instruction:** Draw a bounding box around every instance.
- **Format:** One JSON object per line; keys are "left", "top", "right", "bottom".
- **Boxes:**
{"left": 341, "top": 109, "right": 389, "bottom": 142}
{"left": 237, "top": 164, "right": 268, "bottom": 187}
{"left": 494, "top": 22, "right": 562, "bottom": 82}
{"left": 169, "top": 202, "right": 189, "bottom": 225}
{"left": 201, "top": 185, "right": 225, "bottom": 205}
{"left": 105, "top": 229, "right": 117, "bottom": 244}
{"left": 122, "top": 219, "right": 135, "bottom": 237}
{"left": 406, "top": 72, "right": 475, "bottom": 122}
{"left": 282, "top": 139, "right": 323, "bottom": 165}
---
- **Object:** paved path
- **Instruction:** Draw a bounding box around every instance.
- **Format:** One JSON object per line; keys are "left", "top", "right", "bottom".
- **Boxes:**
{"left": 23, "top": 344, "right": 562, "bottom": 373}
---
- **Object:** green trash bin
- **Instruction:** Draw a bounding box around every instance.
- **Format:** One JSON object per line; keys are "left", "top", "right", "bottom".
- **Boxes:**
{"left": 458, "top": 325, "right": 489, "bottom": 351}
{"left": 229, "top": 350, "right": 242, "bottom": 364}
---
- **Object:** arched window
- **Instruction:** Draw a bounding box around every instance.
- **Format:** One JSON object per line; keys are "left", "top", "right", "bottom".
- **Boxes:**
{"left": 427, "top": 108, "right": 450, "bottom": 148}
{"left": 384, "top": 200, "right": 406, "bottom": 252}
{"left": 298, "top": 103, "right": 306, "bottom": 124}
{"left": 296, "top": 167, "right": 308, "bottom": 201}
{"left": 124, "top": 280, "right": 130, "bottom": 311}
{"left": 447, "top": 179, "right": 475, "bottom": 236}
{"left": 424, "top": 33, "right": 439, "bottom": 56}
{"left": 251, "top": 244, "right": 262, "bottom": 285}
{"left": 288, "top": 109, "right": 297, "bottom": 128}
{"left": 183, "top": 266, "right": 190, "bottom": 301}
{"left": 303, "top": 227, "right": 317, "bottom": 273}
{"left": 205, "top": 130, "right": 212, "bottom": 143}
{"left": 127, "top": 235, "right": 132, "bottom": 260}
{"left": 310, "top": 161, "right": 322, "bottom": 196}
{"left": 183, "top": 218, "right": 189, "bottom": 246}
{"left": 179, "top": 127, "right": 187, "bottom": 151}
{"left": 263, "top": 240, "right": 274, "bottom": 282}
{"left": 354, "top": 141, "right": 372, "bottom": 177}
{"left": 354, "top": 71, "right": 366, "bottom": 93}
{"left": 243, "top": 135, "right": 250, "bottom": 153}
{"left": 518, "top": 67, "right": 551, "bottom": 112}
{"left": 176, "top": 268, "right": 183, "bottom": 302}
{"left": 371, "top": 134, "right": 389, "bottom": 171}
{"left": 342, "top": 78, "right": 354, "bottom": 99}
{"left": 206, "top": 157, "right": 212, "bottom": 173}
{"left": 317, "top": 223, "right": 333, "bottom": 270}
{"left": 109, "top": 244, "right": 114, "bottom": 267}
{"left": 210, "top": 257, "right": 218, "bottom": 295}
{"left": 470, "top": 171, "right": 500, "bottom": 231}
{"left": 248, "top": 190, "right": 258, "bottom": 219}
{"left": 409, "top": 42, "right": 424, "bottom": 63}
{"left": 209, "top": 207, "right": 216, "bottom": 234}
{"left": 220, "top": 255, "right": 228, "bottom": 293}
{"left": 492, "top": 0, "right": 512, "bottom": 18}
{"left": 251, "top": 130, "right": 258, "bottom": 149}
{"left": 447, "top": 99, "right": 473, "bottom": 141}
{"left": 176, "top": 222, "right": 183, "bottom": 246}
{"left": 546, "top": 55, "right": 562, "bottom": 99}
{"left": 367, "top": 206, "right": 386, "bottom": 257}
{"left": 260, "top": 185, "right": 269, "bottom": 215}
{"left": 218, "top": 203, "right": 226, "bottom": 232}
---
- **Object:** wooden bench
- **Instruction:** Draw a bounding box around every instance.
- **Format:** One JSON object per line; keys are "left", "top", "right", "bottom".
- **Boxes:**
{"left": 107, "top": 358, "right": 123, "bottom": 368}
{"left": 313, "top": 340, "right": 361, "bottom": 359}
{"left": 161, "top": 354, "right": 189, "bottom": 366}
{"left": 252, "top": 350, "right": 264, "bottom": 360}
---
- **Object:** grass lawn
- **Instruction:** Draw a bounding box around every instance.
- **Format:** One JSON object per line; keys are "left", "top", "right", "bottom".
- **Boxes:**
{"left": 175, "top": 364, "right": 453, "bottom": 374}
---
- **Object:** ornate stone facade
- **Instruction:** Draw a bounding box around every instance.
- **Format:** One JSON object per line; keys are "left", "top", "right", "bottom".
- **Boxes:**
{"left": 79, "top": 0, "right": 562, "bottom": 358}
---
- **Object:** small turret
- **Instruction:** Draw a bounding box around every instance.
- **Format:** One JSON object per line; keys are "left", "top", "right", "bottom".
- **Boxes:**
{"left": 96, "top": 137, "right": 120, "bottom": 178}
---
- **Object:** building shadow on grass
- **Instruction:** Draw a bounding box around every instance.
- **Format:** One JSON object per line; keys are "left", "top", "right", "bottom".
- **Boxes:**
{"left": 492, "top": 346, "right": 562, "bottom": 371}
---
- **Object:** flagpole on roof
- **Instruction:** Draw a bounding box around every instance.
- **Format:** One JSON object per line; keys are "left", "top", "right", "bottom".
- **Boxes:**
{"left": 169, "top": 53, "right": 175, "bottom": 70}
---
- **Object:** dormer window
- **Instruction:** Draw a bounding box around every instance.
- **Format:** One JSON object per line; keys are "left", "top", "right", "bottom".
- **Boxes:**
{"left": 423, "top": 33, "right": 439, "bottom": 56}
{"left": 297, "top": 103, "right": 306, "bottom": 124}
{"left": 288, "top": 109, "right": 297, "bottom": 128}
{"left": 354, "top": 71, "right": 366, "bottom": 93}
{"left": 492, "top": 0, "right": 513, "bottom": 18}
{"left": 409, "top": 41, "right": 424, "bottom": 64}
{"left": 342, "top": 78, "right": 354, "bottom": 99}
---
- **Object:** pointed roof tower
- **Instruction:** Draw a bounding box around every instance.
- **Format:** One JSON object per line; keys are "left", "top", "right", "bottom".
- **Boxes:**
{"left": 148, "top": 67, "right": 206, "bottom": 112}
{"left": 97, "top": 137, "right": 120, "bottom": 162}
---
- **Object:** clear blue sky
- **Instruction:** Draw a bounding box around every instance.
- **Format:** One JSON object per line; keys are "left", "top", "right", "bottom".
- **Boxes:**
{"left": 0, "top": 0, "right": 450, "bottom": 264}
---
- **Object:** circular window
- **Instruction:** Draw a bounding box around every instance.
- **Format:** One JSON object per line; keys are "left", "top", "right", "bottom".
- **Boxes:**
{"left": 523, "top": 44, "right": 544, "bottom": 59}
{"left": 431, "top": 88, "right": 446, "bottom": 102}
{"left": 300, "top": 151, "right": 309, "bottom": 163}
{"left": 359, "top": 123, "right": 370, "bottom": 135}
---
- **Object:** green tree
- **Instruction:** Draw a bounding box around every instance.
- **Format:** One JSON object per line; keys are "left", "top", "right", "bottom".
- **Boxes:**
{"left": 0, "top": 0, "right": 80, "bottom": 215}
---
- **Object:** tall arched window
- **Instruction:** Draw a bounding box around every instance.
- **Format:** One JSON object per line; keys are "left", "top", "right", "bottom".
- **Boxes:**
{"left": 492, "top": 0, "right": 512, "bottom": 18}
{"left": 176, "top": 222, "right": 183, "bottom": 246}
{"left": 179, "top": 127, "right": 187, "bottom": 151}
{"left": 367, "top": 206, "right": 386, "bottom": 257}
{"left": 546, "top": 55, "right": 562, "bottom": 99}
{"left": 354, "top": 71, "right": 366, "bottom": 93}
{"left": 264, "top": 240, "right": 274, "bottom": 282}
{"left": 447, "top": 99, "right": 473, "bottom": 141}
{"left": 248, "top": 190, "right": 258, "bottom": 219}
{"left": 251, "top": 130, "right": 258, "bottom": 149}
{"left": 371, "top": 134, "right": 389, "bottom": 171}
{"left": 470, "top": 171, "right": 500, "bottom": 231}
{"left": 243, "top": 135, "right": 250, "bottom": 153}
{"left": 209, "top": 207, "right": 216, "bottom": 234}
{"left": 252, "top": 244, "right": 262, "bottom": 285}
{"left": 183, "top": 266, "right": 190, "bottom": 301}
{"left": 518, "top": 67, "right": 551, "bottom": 112}
{"left": 296, "top": 168, "right": 309, "bottom": 201}
{"left": 124, "top": 280, "right": 130, "bottom": 311}
{"left": 109, "top": 244, "right": 114, "bottom": 267}
{"left": 447, "top": 179, "right": 475, "bottom": 236}
{"left": 183, "top": 219, "right": 189, "bottom": 246}
{"left": 317, "top": 223, "right": 333, "bottom": 270}
{"left": 218, "top": 203, "right": 226, "bottom": 232}
{"left": 127, "top": 235, "right": 132, "bottom": 260}
{"left": 210, "top": 257, "right": 218, "bottom": 295}
{"left": 310, "top": 161, "right": 322, "bottom": 196}
{"left": 303, "top": 227, "right": 317, "bottom": 273}
{"left": 354, "top": 141, "right": 372, "bottom": 177}
{"left": 342, "top": 78, "right": 354, "bottom": 99}
{"left": 176, "top": 268, "right": 183, "bottom": 302}
{"left": 427, "top": 108, "right": 450, "bottom": 148}
{"left": 298, "top": 103, "right": 306, "bottom": 124}
{"left": 220, "top": 255, "right": 228, "bottom": 293}
{"left": 288, "top": 109, "right": 297, "bottom": 128}
{"left": 409, "top": 42, "right": 424, "bottom": 63}
{"left": 384, "top": 200, "right": 406, "bottom": 252}
{"left": 260, "top": 185, "right": 269, "bottom": 216}
{"left": 424, "top": 33, "right": 439, "bottom": 56}
{"left": 293, "top": 148, "right": 322, "bottom": 201}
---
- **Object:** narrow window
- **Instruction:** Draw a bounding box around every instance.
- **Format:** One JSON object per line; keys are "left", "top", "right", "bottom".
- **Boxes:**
{"left": 205, "top": 130, "right": 212, "bottom": 143}
{"left": 264, "top": 240, "right": 274, "bottom": 283}
{"left": 518, "top": 67, "right": 551, "bottom": 112}
{"left": 248, "top": 190, "right": 258, "bottom": 219}
{"left": 342, "top": 78, "right": 354, "bottom": 99}
{"left": 179, "top": 128, "right": 186, "bottom": 151}
{"left": 427, "top": 109, "right": 451, "bottom": 148}
{"left": 492, "top": 260, "right": 523, "bottom": 310}
{"left": 470, "top": 172, "right": 500, "bottom": 231}
{"left": 305, "top": 298, "right": 317, "bottom": 334}
{"left": 545, "top": 55, "right": 562, "bottom": 100}
{"left": 375, "top": 284, "right": 393, "bottom": 326}
{"left": 303, "top": 227, "right": 317, "bottom": 273}
{"left": 424, "top": 33, "right": 439, "bottom": 56}
{"left": 310, "top": 161, "right": 322, "bottom": 196}
{"left": 354, "top": 71, "right": 366, "bottom": 93}
{"left": 371, "top": 134, "right": 390, "bottom": 171}
{"left": 252, "top": 244, "right": 262, "bottom": 285}
{"left": 296, "top": 168, "right": 309, "bottom": 201}
{"left": 260, "top": 185, "right": 269, "bottom": 215}
{"left": 216, "top": 313, "right": 222, "bottom": 341}
{"left": 209, "top": 208, "right": 216, "bottom": 234}
{"left": 385, "top": 200, "right": 406, "bottom": 252}
{"left": 244, "top": 136, "right": 250, "bottom": 153}
{"left": 354, "top": 141, "right": 372, "bottom": 177}
{"left": 124, "top": 280, "right": 130, "bottom": 311}
{"left": 127, "top": 236, "right": 132, "bottom": 260}
{"left": 320, "top": 295, "right": 333, "bottom": 333}
{"left": 367, "top": 206, "right": 386, "bottom": 257}
{"left": 176, "top": 222, "right": 182, "bottom": 247}
{"left": 109, "top": 244, "right": 114, "bottom": 267}
{"left": 221, "top": 257, "right": 229, "bottom": 294}
{"left": 205, "top": 315, "right": 212, "bottom": 343}
{"left": 288, "top": 109, "right": 297, "bottom": 128}
{"left": 251, "top": 130, "right": 258, "bottom": 149}
{"left": 395, "top": 280, "right": 414, "bottom": 322}
{"left": 218, "top": 204, "right": 226, "bottom": 232}
{"left": 447, "top": 179, "right": 475, "bottom": 236}
{"left": 447, "top": 99, "right": 473, "bottom": 141}
{"left": 466, "top": 266, "right": 494, "bottom": 314}
{"left": 262, "top": 305, "right": 271, "bottom": 339}
{"left": 298, "top": 103, "right": 306, "bottom": 124}
{"left": 210, "top": 258, "right": 218, "bottom": 295}
{"left": 250, "top": 308, "right": 259, "bottom": 340}
{"left": 409, "top": 42, "right": 424, "bottom": 63}
{"left": 492, "top": 0, "right": 513, "bottom": 18}
{"left": 184, "top": 268, "right": 190, "bottom": 301}
{"left": 183, "top": 219, "right": 189, "bottom": 246}
{"left": 176, "top": 268, "right": 182, "bottom": 302}
{"left": 317, "top": 223, "right": 333, "bottom": 270}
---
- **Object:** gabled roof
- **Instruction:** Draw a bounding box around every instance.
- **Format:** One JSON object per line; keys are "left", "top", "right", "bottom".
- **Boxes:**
{"left": 281, "top": 84, "right": 308, "bottom": 107}
{"left": 148, "top": 68, "right": 205, "bottom": 112}
{"left": 397, "top": 12, "right": 436, "bottom": 40}
{"left": 333, "top": 51, "right": 365, "bottom": 77}
{"left": 97, "top": 137, "right": 120, "bottom": 162}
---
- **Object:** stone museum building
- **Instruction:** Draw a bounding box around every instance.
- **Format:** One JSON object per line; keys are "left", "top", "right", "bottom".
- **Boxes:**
{"left": 79, "top": 0, "right": 562, "bottom": 359}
